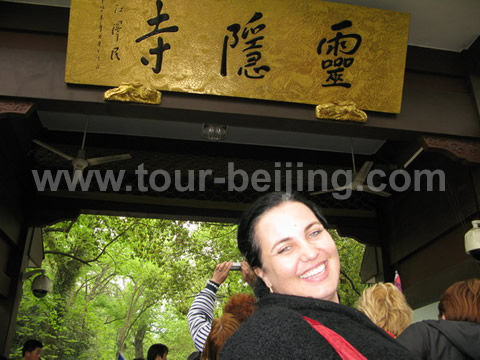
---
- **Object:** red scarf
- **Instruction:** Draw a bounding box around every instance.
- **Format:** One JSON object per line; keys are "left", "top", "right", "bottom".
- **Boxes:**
{"left": 303, "top": 316, "right": 367, "bottom": 360}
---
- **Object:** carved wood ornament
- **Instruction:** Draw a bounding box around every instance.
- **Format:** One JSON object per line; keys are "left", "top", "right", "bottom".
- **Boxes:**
{"left": 422, "top": 136, "right": 480, "bottom": 163}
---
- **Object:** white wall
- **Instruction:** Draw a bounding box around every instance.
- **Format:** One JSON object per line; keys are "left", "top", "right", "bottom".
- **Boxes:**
{"left": 412, "top": 302, "right": 439, "bottom": 322}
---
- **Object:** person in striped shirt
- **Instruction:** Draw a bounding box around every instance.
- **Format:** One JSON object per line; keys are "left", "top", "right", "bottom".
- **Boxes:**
{"left": 187, "top": 261, "right": 256, "bottom": 353}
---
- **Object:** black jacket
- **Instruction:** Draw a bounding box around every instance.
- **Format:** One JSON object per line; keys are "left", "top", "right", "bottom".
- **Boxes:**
{"left": 397, "top": 319, "right": 480, "bottom": 359}
{"left": 220, "top": 293, "right": 415, "bottom": 359}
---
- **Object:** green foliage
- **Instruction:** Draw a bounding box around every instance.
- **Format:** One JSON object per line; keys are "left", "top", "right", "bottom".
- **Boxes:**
{"left": 145, "top": 308, "right": 196, "bottom": 360}
{"left": 11, "top": 215, "right": 365, "bottom": 360}
{"left": 332, "top": 229, "right": 367, "bottom": 306}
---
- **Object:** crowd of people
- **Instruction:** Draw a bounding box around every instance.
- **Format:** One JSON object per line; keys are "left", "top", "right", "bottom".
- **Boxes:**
{"left": 10, "top": 192, "right": 480, "bottom": 359}
{"left": 191, "top": 192, "right": 479, "bottom": 359}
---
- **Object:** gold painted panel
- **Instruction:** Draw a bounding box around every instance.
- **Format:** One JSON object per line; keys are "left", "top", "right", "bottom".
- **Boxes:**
{"left": 65, "top": 0, "right": 410, "bottom": 113}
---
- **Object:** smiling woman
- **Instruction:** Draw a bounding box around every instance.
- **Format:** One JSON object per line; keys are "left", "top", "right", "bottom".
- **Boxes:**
{"left": 220, "top": 192, "right": 416, "bottom": 359}
{"left": 253, "top": 200, "right": 340, "bottom": 303}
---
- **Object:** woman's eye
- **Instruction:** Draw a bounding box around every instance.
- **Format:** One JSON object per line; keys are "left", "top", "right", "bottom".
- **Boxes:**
{"left": 278, "top": 246, "right": 291, "bottom": 254}
{"left": 309, "top": 230, "right": 322, "bottom": 238}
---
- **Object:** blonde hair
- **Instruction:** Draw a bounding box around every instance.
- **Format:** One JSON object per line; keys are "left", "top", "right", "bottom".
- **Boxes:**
{"left": 357, "top": 282, "right": 413, "bottom": 337}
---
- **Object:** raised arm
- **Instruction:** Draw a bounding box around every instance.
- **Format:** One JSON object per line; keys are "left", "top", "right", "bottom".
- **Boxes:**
{"left": 187, "top": 261, "right": 232, "bottom": 351}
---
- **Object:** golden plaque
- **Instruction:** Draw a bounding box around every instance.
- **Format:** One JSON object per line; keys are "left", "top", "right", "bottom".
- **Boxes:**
{"left": 66, "top": 0, "right": 410, "bottom": 113}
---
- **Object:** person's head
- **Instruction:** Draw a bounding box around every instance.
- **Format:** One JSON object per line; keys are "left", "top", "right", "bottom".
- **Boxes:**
{"left": 147, "top": 343, "right": 168, "bottom": 360}
{"left": 357, "top": 282, "right": 412, "bottom": 337}
{"left": 222, "top": 293, "right": 256, "bottom": 323}
{"left": 438, "top": 278, "right": 480, "bottom": 323}
{"left": 237, "top": 191, "right": 340, "bottom": 302}
{"left": 201, "top": 313, "right": 241, "bottom": 360}
{"left": 22, "top": 339, "right": 43, "bottom": 360}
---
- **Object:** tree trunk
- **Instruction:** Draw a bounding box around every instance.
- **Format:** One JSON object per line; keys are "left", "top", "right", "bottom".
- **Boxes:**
{"left": 134, "top": 325, "right": 147, "bottom": 359}
{"left": 116, "top": 285, "right": 145, "bottom": 356}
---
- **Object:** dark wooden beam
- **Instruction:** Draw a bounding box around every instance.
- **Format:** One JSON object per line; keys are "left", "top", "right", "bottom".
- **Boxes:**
{"left": 2, "top": 30, "right": 480, "bottom": 141}
{"left": 466, "top": 36, "right": 480, "bottom": 117}
{"left": 30, "top": 190, "right": 381, "bottom": 244}
{"left": 0, "top": 2, "right": 69, "bottom": 34}
{"left": 0, "top": 270, "right": 11, "bottom": 298}
{"left": 35, "top": 128, "right": 356, "bottom": 166}
{"left": 466, "top": 35, "right": 480, "bottom": 75}
{"left": 406, "top": 46, "right": 466, "bottom": 76}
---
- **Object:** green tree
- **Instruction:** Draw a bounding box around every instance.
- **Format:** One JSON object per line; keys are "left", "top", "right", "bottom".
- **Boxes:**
{"left": 11, "top": 215, "right": 366, "bottom": 360}
{"left": 333, "top": 230, "right": 367, "bottom": 306}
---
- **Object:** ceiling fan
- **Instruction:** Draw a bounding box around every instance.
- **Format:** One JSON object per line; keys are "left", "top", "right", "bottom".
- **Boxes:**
{"left": 310, "top": 143, "right": 391, "bottom": 197}
{"left": 32, "top": 121, "right": 132, "bottom": 175}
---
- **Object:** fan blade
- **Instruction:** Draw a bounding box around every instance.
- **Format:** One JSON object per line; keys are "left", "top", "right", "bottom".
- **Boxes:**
{"left": 403, "top": 147, "right": 423, "bottom": 168}
{"left": 87, "top": 154, "right": 132, "bottom": 166}
{"left": 352, "top": 161, "right": 374, "bottom": 187}
{"left": 81, "top": 120, "right": 88, "bottom": 151}
{"left": 362, "top": 185, "right": 392, "bottom": 197}
{"left": 33, "top": 139, "right": 74, "bottom": 161}
{"left": 310, "top": 188, "right": 338, "bottom": 196}
{"left": 310, "top": 184, "right": 351, "bottom": 196}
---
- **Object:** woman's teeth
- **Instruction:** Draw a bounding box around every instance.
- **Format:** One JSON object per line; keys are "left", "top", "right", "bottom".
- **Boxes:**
{"left": 300, "top": 263, "right": 326, "bottom": 279}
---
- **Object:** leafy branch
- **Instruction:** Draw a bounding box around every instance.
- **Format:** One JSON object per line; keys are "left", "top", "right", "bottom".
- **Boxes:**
{"left": 45, "top": 220, "right": 140, "bottom": 265}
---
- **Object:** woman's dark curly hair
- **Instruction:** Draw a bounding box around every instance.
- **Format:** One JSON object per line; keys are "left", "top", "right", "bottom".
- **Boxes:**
{"left": 236, "top": 192, "right": 328, "bottom": 298}
{"left": 237, "top": 191, "right": 328, "bottom": 270}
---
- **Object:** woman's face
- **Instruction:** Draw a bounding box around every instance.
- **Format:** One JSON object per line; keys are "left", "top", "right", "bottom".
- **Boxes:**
{"left": 254, "top": 201, "right": 340, "bottom": 302}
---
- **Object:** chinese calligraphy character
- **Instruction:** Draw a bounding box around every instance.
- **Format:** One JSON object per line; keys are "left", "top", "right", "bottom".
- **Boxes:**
{"left": 317, "top": 20, "right": 362, "bottom": 88}
{"left": 111, "top": 47, "right": 120, "bottom": 60}
{"left": 112, "top": 20, "right": 123, "bottom": 41}
{"left": 140, "top": 37, "right": 170, "bottom": 73}
{"left": 136, "top": 0, "right": 178, "bottom": 74}
{"left": 114, "top": 3, "right": 123, "bottom": 13}
{"left": 110, "top": 5, "right": 123, "bottom": 62}
{"left": 96, "top": 0, "right": 105, "bottom": 69}
{"left": 221, "top": 12, "right": 270, "bottom": 79}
